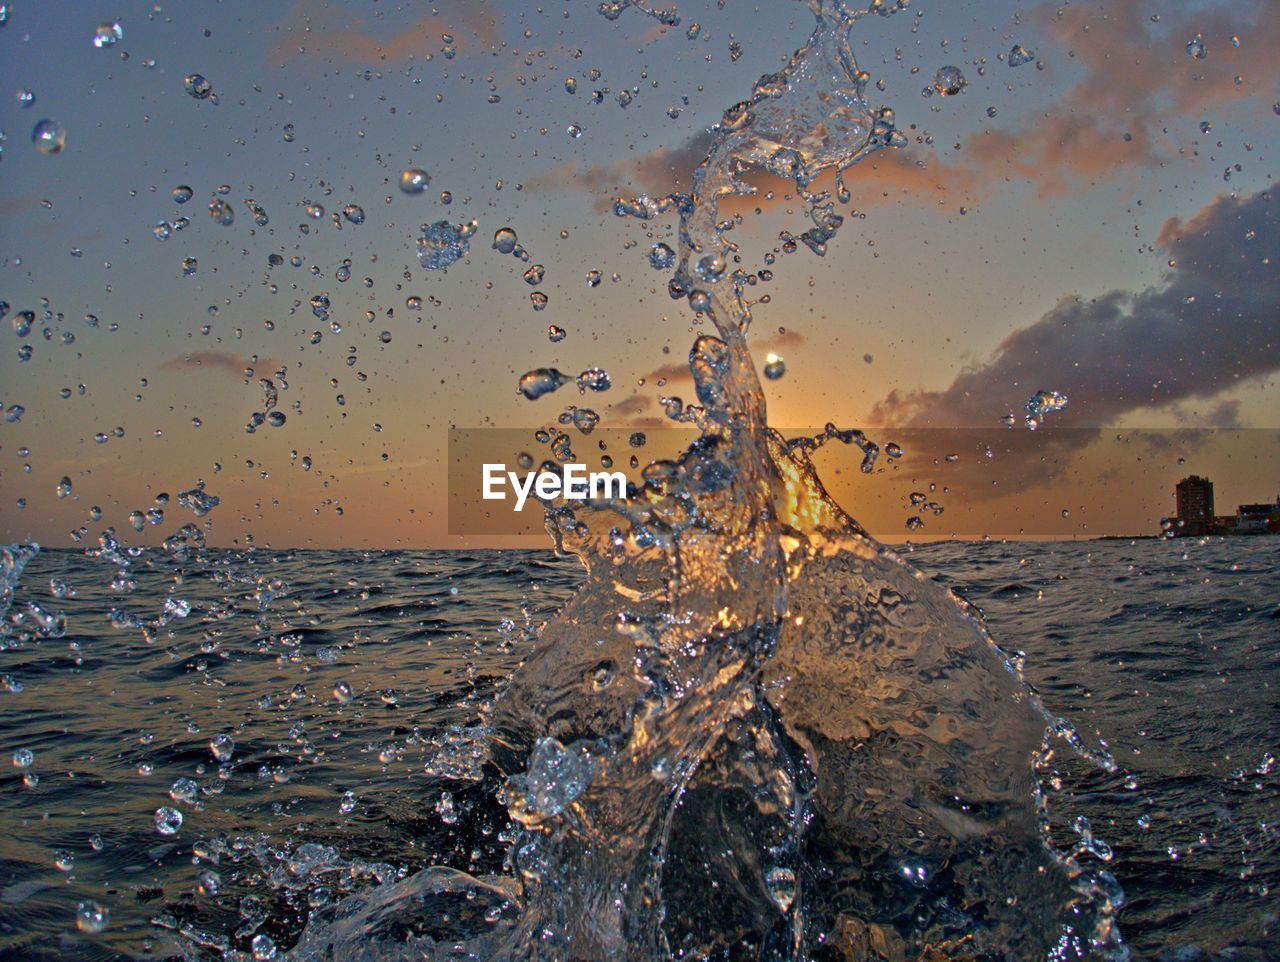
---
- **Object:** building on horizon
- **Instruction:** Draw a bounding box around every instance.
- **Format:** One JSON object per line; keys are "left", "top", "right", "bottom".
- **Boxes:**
{"left": 1163, "top": 477, "right": 1280, "bottom": 536}
{"left": 1236, "top": 500, "right": 1280, "bottom": 534}
{"left": 1175, "top": 475, "right": 1215, "bottom": 536}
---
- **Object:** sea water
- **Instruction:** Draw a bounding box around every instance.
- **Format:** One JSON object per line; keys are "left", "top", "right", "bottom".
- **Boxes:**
{"left": 0, "top": 541, "right": 1276, "bottom": 960}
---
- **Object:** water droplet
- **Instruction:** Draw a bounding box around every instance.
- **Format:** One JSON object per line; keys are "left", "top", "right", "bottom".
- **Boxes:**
{"left": 56, "top": 476, "right": 71, "bottom": 498}
{"left": 932, "top": 65, "right": 967, "bottom": 96}
{"left": 209, "top": 733, "right": 234, "bottom": 762}
{"left": 183, "top": 74, "right": 213, "bottom": 100}
{"left": 649, "top": 243, "right": 676, "bottom": 270}
{"left": 436, "top": 791, "right": 458, "bottom": 824}
{"left": 338, "top": 790, "right": 357, "bottom": 814}
{"left": 75, "top": 901, "right": 109, "bottom": 933}
{"left": 586, "top": 269, "right": 602, "bottom": 287}
{"left": 31, "top": 119, "right": 65, "bottom": 154}
{"left": 92, "top": 22, "right": 123, "bottom": 49}
{"left": 169, "top": 777, "right": 199, "bottom": 804}
{"left": 399, "top": 168, "right": 430, "bottom": 193}
{"left": 577, "top": 368, "right": 611, "bottom": 393}
{"left": 207, "top": 198, "right": 234, "bottom": 226}
{"left": 172, "top": 185, "right": 193, "bottom": 204}
{"left": 1186, "top": 34, "right": 1207, "bottom": 59}
{"left": 251, "top": 933, "right": 278, "bottom": 961}
{"left": 764, "top": 866, "right": 797, "bottom": 913}
{"left": 12, "top": 748, "right": 34, "bottom": 768}
{"left": 333, "top": 680, "right": 354, "bottom": 703}
{"left": 416, "top": 220, "right": 470, "bottom": 271}
{"left": 1025, "top": 389, "right": 1068, "bottom": 418}
{"left": 493, "top": 227, "right": 518, "bottom": 254}
{"left": 523, "top": 264, "right": 545, "bottom": 285}
{"left": 54, "top": 850, "right": 75, "bottom": 871}
{"left": 197, "top": 870, "right": 221, "bottom": 896}
{"left": 763, "top": 354, "right": 786, "bottom": 380}
{"left": 519, "top": 368, "right": 570, "bottom": 400}
{"left": 181, "top": 256, "right": 198, "bottom": 277}
{"left": 153, "top": 806, "right": 183, "bottom": 836}
{"left": 342, "top": 203, "right": 364, "bottom": 224}
{"left": 548, "top": 324, "right": 566, "bottom": 342}
{"left": 530, "top": 291, "right": 549, "bottom": 311}
{"left": 1008, "top": 45, "right": 1034, "bottom": 67}
{"left": 16, "top": 88, "right": 34, "bottom": 108}
{"left": 695, "top": 253, "right": 726, "bottom": 282}
{"left": 564, "top": 76, "right": 577, "bottom": 94}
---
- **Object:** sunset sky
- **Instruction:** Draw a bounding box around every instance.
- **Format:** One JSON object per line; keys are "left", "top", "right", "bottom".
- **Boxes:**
{"left": 1, "top": 0, "right": 1277, "bottom": 548}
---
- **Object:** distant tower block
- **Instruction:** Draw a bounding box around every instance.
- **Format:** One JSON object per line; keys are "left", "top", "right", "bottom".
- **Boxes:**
{"left": 1175, "top": 475, "right": 1215, "bottom": 535}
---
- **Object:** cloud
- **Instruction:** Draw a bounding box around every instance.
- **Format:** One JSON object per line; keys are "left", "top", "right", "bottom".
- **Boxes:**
{"left": 267, "top": 0, "right": 500, "bottom": 65}
{"left": 962, "top": 117, "right": 1159, "bottom": 199}
{"left": 527, "top": 126, "right": 983, "bottom": 215}
{"left": 1175, "top": 398, "right": 1243, "bottom": 429}
{"left": 970, "top": 0, "right": 1280, "bottom": 195}
{"left": 0, "top": 192, "right": 51, "bottom": 221}
{"left": 604, "top": 393, "right": 666, "bottom": 427}
{"left": 870, "top": 182, "right": 1279, "bottom": 427}
{"left": 607, "top": 393, "right": 652, "bottom": 417}
{"left": 1034, "top": 0, "right": 1279, "bottom": 118}
{"left": 161, "top": 352, "right": 282, "bottom": 379}
{"left": 525, "top": 129, "right": 717, "bottom": 210}
{"left": 639, "top": 360, "right": 690, "bottom": 385}
{"left": 524, "top": 1, "right": 1278, "bottom": 217}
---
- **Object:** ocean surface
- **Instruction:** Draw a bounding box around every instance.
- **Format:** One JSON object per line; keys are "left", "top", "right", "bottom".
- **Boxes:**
{"left": 0, "top": 537, "right": 1276, "bottom": 961}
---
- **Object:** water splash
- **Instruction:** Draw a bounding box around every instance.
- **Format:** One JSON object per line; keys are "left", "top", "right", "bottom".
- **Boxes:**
{"left": 263, "top": 2, "right": 1126, "bottom": 959}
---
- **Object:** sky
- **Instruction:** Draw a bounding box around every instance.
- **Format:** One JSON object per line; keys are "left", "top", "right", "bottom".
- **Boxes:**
{"left": 0, "top": 0, "right": 1277, "bottom": 549}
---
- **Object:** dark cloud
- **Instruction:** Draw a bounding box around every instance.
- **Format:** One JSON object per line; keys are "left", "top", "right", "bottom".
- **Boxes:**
{"left": 161, "top": 352, "right": 282, "bottom": 379}
{"left": 1172, "top": 398, "right": 1244, "bottom": 429}
{"left": 526, "top": 128, "right": 984, "bottom": 216}
{"left": 640, "top": 361, "right": 690, "bottom": 385}
{"left": 524, "top": 129, "right": 716, "bottom": 211}
{"left": 871, "top": 183, "right": 1279, "bottom": 427}
{"left": 606, "top": 393, "right": 654, "bottom": 418}
{"left": 759, "top": 328, "right": 806, "bottom": 351}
